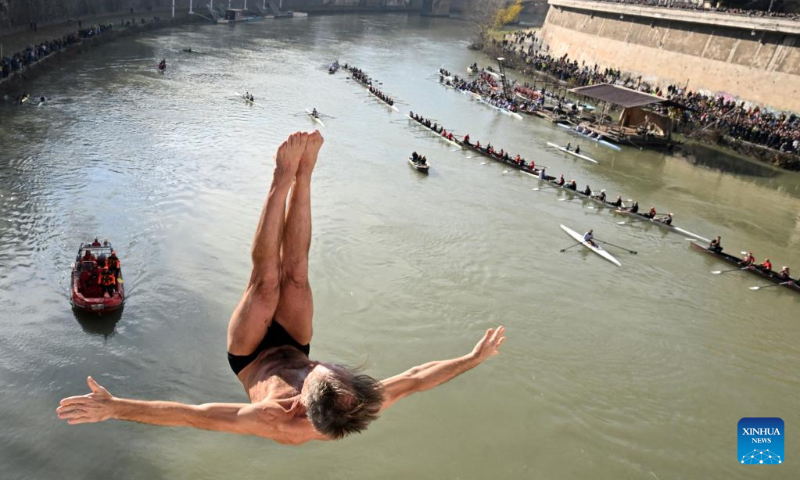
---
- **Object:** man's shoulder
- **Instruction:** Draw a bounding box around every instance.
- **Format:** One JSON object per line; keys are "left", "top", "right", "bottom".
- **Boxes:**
{"left": 241, "top": 401, "right": 326, "bottom": 444}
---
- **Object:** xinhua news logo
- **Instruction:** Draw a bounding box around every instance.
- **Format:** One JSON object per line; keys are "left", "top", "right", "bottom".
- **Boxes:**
{"left": 739, "top": 418, "right": 784, "bottom": 465}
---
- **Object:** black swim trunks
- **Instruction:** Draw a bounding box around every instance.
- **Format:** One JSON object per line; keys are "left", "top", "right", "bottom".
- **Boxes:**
{"left": 228, "top": 320, "right": 310, "bottom": 375}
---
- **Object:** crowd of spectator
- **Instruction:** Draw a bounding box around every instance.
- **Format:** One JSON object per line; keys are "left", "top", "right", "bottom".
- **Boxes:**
{"left": 1, "top": 24, "right": 113, "bottom": 83}
{"left": 591, "top": 0, "right": 800, "bottom": 20}
{"left": 495, "top": 30, "right": 800, "bottom": 155}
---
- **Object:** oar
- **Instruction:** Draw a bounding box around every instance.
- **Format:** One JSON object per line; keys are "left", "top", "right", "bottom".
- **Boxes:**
{"left": 560, "top": 242, "right": 584, "bottom": 252}
{"left": 617, "top": 218, "right": 651, "bottom": 225}
{"left": 532, "top": 184, "right": 560, "bottom": 191}
{"left": 749, "top": 281, "right": 791, "bottom": 291}
{"left": 557, "top": 193, "right": 580, "bottom": 201}
{"left": 596, "top": 239, "right": 637, "bottom": 254}
{"left": 711, "top": 267, "right": 748, "bottom": 275}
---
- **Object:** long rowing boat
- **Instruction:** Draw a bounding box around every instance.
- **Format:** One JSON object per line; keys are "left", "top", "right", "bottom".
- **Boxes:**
{"left": 615, "top": 210, "right": 710, "bottom": 243}
{"left": 557, "top": 124, "right": 621, "bottom": 151}
{"left": 407, "top": 114, "right": 463, "bottom": 149}
{"left": 305, "top": 109, "right": 325, "bottom": 127}
{"left": 460, "top": 142, "right": 541, "bottom": 175}
{"left": 560, "top": 225, "right": 621, "bottom": 267}
{"left": 476, "top": 97, "right": 523, "bottom": 120}
{"left": 369, "top": 89, "right": 399, "bottom": 112}
{"left": 546, "top": 142, "right": 599, "bottom": 164}
{"left": 688, "top": 241, "right": 800, "bottom": 293}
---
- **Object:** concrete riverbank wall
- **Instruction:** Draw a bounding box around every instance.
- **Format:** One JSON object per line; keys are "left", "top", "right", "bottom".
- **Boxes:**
{"left": 540, "top": 0, "right": 800, "bottom": 112}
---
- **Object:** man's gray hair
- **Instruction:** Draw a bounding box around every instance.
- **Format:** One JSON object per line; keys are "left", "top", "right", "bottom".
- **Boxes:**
{"left": 305, "top": 366, "right": 385, "bottom": 439}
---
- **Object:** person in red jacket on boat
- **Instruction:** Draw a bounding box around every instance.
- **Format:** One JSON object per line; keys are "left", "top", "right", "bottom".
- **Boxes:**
{"left": 107, "top": 250, "right": 121, "bottom": 277}
{"left": 81, "top": 250, "right": 96, "bottom": 262}
{"left": 758, "top": 258, "right": 772, "bottom": 272}
{"left": 92, "top": 238, "right": 101, "bottom": 247}
{"left": 57, "top": 131, "right": 506, "bottom": 445}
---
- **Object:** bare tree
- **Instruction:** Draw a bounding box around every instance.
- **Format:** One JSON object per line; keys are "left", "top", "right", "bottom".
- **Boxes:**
{"left": 463, "top": 0, "right": 523, "bottom": 50}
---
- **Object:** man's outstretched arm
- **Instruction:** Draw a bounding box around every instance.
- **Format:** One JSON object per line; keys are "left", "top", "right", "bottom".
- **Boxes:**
{"left": 380, "top": 326, "right": 505, "bottom": 410}
{"left": 56, "top": 377, "right": 284, "bottom": 438}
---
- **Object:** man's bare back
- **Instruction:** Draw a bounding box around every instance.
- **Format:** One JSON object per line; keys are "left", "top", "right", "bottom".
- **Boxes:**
{"left": 56, "top": 131, "right": 505, "bottom": 444}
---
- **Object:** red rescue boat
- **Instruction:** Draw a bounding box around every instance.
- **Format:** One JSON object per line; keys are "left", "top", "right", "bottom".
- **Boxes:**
{"left": 71, "top": 241, "right": 125, "bottom": 315}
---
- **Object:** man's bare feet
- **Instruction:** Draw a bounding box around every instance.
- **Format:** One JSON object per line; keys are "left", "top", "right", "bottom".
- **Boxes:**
{"left": 275, "top": 132, "right": 308, "bottom": 180}
{"left": 298, "top": 130, "right": 324, "bottom": 178}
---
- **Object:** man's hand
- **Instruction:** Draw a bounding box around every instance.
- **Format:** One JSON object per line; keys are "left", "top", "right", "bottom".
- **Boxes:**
{"left": 56, "top": 376, "right": 116, "bottom": 425}
{"left": 470, "top": 326, "right": 506, "bottom": 363}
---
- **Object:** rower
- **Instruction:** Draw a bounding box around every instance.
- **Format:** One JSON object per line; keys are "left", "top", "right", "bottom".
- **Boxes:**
{"left": 98, "top": 266, "right": 116, "bottom": 299}
{"left": 610, "top": 195, "right": 622, "bottom": 207}
{"left": 412, "top": 152, "right": 419, "bottom": 162}
{"left": 596, "top": 189, "right": 607, "bottom": 202}
{"left": 538, "top": 168, "right": 547, "bottom": 180}
{"left": 708, "top": 236, "right": 723, "bottom": 253}
{"left": 107, "top": 250, "right": 120, "bottom": 277}
{"left": 758, "top": 258, "right": 772, "bottom": 271}
{"left": 312, "top": 108, "right": 318, "bottom": 117}
{"left": 463, "top": 134, "right": 470, "bottom": 145}
{"left": 658, "top": 213, "right": 673, "bottom": 225}
{"left": 581, "top": 185, "right": 592, "bottom": 196}
{"left": 566, "top": 143, "right": 571, "bottom": 151}
{"left": 583, "top": 229, "right": 597, "bottom": 247}
{"left": 630, "top": 202, "right": 639, "bottom": 213}
{"left": 566, "top": 180, "right": 577, "bottom": 191}
{"left": 645, "top": 207, "right": 657, "bottom": 219}
{"left": 555, "top": 175, "right": 565, "bottom": 186}
{"left": 575, "top": 146, "right": 581, "bottom": 154}
{"left": 779, "top": 266, "right": 791, "bottom": 280}
{"left": 738, "top": 252, "right": 755, "bottom": 267}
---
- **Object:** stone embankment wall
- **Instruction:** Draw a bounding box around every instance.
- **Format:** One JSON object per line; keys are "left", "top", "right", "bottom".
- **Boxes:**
{"left": 1, "top": 1, "right": 194, "bottom": 31}
{"left": 540, "top": 0, "right": 800, "bottom": 112}
{"left": 0, "top": 0, "right": 419, "bottom": 33}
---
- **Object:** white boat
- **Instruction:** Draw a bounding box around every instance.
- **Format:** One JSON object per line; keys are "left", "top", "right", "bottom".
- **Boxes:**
{"left": 560, "top": 225, "right": 621, "bottom": 267}
{"left": 406, "top": 114, "right": 462, "bottom": 149}
{"left": 557, "top": 124, "right": 621, "bottom": 151}
{"left": 546, "top": 142, "right": 598, "bottom": 164}
{"left": 477, "top": 98, "right": 523, "bottom": 120}
{"left": 305, "top": 109, "right": 325, "bottom": 127}
{"left": 408, "top": 158, "right": 429, "bottom": 173}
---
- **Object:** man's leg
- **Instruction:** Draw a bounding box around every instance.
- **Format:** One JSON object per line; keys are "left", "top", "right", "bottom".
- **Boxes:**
{"left": 274, "top": 131, "right": 324, "bottom": 345}
{"left": 227, "top": 132, "right": 308, "bottom": 356}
